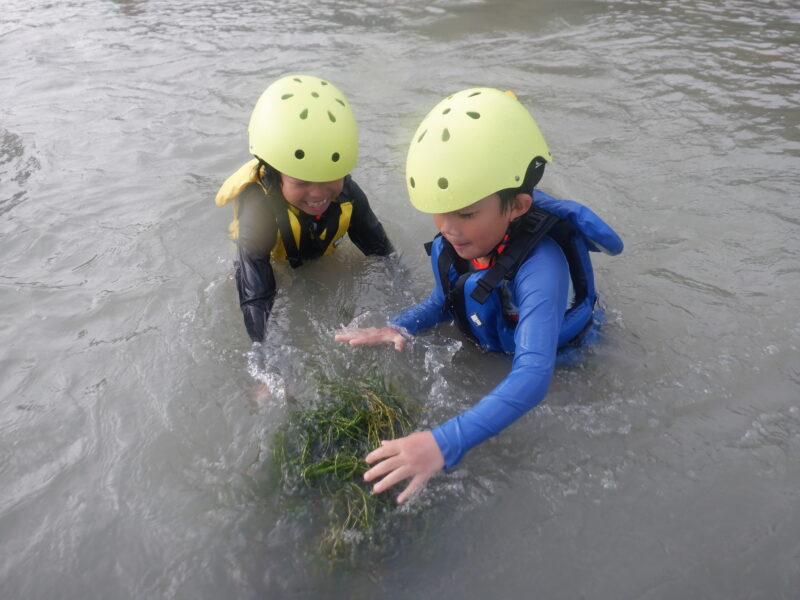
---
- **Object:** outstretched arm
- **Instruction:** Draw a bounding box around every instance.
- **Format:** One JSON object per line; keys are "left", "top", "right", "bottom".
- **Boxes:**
{"left": 364, "top": 238, "right": 570, "bottom": 503}
{"left": 334, "top": 247, "right": 450, "bottom": 348}
{"left": 334, "top": 326, "right": 408, "bottom": 350}
{"left": 432, "top": 237, "right": 570, "bottom": 468}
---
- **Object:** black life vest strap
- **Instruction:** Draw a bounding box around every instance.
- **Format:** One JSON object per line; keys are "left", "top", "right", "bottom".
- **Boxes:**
{"left": 424, "top": 206, "right": 563, "bottom": 344}
{"left": 451, "top": 271, "right": 477, "bottom": 342}
{"left": 265, "top": 190, "right": 303, "bottom": 268}
{"left": 469, "top": 206, "right": 561, "bottom": 304}
{"left": 428, "top": 234, "right": 480, "bottom": 343}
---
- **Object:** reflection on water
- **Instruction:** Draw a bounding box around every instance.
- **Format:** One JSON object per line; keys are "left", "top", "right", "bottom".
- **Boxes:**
{"left": 1, "top": 0, "right": 799, "bottom": 598}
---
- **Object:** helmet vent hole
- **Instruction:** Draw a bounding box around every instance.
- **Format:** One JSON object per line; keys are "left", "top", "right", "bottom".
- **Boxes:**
{"left": 331, "top": 152, "right": 340, "bottom": 162}
{"left": 311, "top": 91, "right": 319, "bottom": 98}
{"left": 438, "top": 177, "right": 448, "bottom": 190}
{"left": 299, "top": 108, "right": 308, "bottom": 120}
{"left": 468, "top": 91, "right": 481, "bottom": 97}
{"left": 293, "top": 77, "right": 302, "bottom": 83}
{"left": 295, "top": 149, "right": 305, "bottom": 159}
{"left": 443, "top": 108, "right": 451, "bottom": 115}
{"left": 327, "top": 111, "right": 336, "bottom": 123}
{"left": 515, "top": 175, "right": 521, "bottom": 181}
{"left": 320, "top": 81, "right": 328, "bottom": 86}
{"left": 409, "top": 177, "right": 415, "bottom": 188}
{"left": 442, "top": 128, "right": 450, "bottom": 142}
{"left": 417, "top": 129, "right": 427, "bottom": 143}
{"left": 281, "top": 93, "right": 294, "bottom": 100}
{"left": 335, "top": 98, "right": 346, "bottom": 106}
{"left": 467, "top": 111, "right": 480, "bottom": 119}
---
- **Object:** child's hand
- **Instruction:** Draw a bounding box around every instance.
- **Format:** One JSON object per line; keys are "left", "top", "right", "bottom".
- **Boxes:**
{"left": 334, "top": 327, "right": 408, "bottom": 351}
{"left": 363, "top": 431, "right": 444, "bottom": 503}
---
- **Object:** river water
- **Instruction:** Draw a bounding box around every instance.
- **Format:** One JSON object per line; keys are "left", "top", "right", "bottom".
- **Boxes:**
{"left": 2, "top": 0, "right": 799, "bottom": 598}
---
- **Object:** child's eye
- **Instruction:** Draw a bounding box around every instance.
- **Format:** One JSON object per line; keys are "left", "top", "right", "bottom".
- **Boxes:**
{"left": 458, "top": 212, "right": 476, "bottom": 219}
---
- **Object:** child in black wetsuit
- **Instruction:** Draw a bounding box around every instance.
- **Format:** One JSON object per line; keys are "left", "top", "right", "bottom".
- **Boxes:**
{"left": 215, "top": 75, "right": 393, "bottom": 342}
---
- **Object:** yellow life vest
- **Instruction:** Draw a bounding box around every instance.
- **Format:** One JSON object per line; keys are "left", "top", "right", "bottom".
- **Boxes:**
{"left": 215, "top": 159, "right": 353, "bottom": 264}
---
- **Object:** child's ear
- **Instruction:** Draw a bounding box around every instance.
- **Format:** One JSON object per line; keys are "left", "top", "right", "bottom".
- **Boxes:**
{"left": 510, "top": 193, "right": 532, "bottom": 219}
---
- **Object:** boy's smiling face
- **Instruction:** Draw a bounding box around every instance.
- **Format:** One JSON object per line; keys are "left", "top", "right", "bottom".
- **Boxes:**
{"left": 280, "top": 174, "right": 344, "bottom": 216}
{"left": 433, "top": 193, "right": 531, "bottom": 262}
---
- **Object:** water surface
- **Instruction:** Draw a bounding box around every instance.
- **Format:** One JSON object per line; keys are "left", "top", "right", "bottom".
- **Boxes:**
{"left": 1, "top": 0, "right": 799, "bottom": 598}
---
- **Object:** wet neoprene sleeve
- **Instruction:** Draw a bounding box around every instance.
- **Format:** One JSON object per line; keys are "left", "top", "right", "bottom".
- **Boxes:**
{"left": 346, "top": 179, "right": 395, "bottom": 256}
{"left": 390, "top": 236, "right": 570, "bottom": 469}
{"left": 235, "top": 177, "right": 393, "bottom": 343}
{"left": 236, "top": 184, "right": 278, "bottom": 343}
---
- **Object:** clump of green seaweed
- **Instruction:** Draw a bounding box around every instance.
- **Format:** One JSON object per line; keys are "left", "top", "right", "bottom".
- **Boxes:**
{"left": 272, "top": 375, "right": 418, "bottom": 561}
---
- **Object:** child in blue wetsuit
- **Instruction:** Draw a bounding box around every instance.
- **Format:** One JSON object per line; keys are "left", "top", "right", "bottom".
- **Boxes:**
{"left": 335, "top": 88, "right": 623, "bottom": 503}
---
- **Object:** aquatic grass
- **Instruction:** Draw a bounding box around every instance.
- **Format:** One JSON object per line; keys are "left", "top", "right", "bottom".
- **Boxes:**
{"left": 272, "top": 375, "right": 418, "bottom": 561}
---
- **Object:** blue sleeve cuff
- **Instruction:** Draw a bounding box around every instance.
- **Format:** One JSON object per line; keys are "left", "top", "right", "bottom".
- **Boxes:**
{"left": 432, "top": 421, "right": 464, "bottom": 470}
{"left": 389, "top": 293, "right": 449, "bottom": 335}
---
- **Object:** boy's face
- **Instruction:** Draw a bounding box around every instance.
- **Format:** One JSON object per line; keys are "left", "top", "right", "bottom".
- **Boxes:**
{"left": 280, "top": 174, "right": 345, "bottom": 216}
{"left": 433, "top": 193, "right": 531, "bottom": 261}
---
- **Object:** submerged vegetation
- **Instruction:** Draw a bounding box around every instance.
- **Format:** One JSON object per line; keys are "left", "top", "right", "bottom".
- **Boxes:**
{"left": 272, "top": 376, "right": 418, "bottom": 561}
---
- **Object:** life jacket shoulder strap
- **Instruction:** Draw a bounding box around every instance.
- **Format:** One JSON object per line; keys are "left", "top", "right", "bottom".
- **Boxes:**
{"left": 470, "top": 206, "right": 561, "bottom": 304}
{"left": 265, "top": 192, "right": 303, "bottom": 268}
{"left": 432, "top": 237, "right": 476, "bottom": 339}
{"left": 423, "top": 206, "right": 563, "bottom": 345}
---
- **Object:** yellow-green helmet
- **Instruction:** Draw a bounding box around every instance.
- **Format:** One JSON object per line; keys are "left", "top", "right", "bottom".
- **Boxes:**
{"left": 405, "top": 87, "right": 551, "bottom": 213}
{"left": 248, "top": 75, "right": 358, "bottom": 182}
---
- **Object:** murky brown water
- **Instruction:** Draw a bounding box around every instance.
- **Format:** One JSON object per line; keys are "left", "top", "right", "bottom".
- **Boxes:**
{"left": 2, "top": 1, "right": 799, "bottom": 598}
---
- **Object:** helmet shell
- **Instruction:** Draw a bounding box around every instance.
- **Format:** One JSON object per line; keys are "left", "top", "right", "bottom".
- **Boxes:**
{"left": 405, "top": 87, "right": 551, "bottom": 213}
{"left": 248, "top": 75, "right": 358, "bottom": 182}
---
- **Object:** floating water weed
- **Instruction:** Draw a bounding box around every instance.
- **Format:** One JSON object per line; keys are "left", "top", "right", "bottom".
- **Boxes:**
{"left": 272, "top": 376, "right": 417, "bottom": 561}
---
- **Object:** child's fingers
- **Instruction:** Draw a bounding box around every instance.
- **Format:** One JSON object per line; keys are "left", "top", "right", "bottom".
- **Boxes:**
{"left": 397, "top": 475, "right": 426, "bottom": 504}
{"left": 334, "top": 328, "right": 375, "bottom": 346}
{"left": 363, "top": 454, "right": 404, "bottom": 482}
{"left": 336, "top": 327, "right": 406, "bottom": 349}
{"left": 364, "top": 439, "right": 397, "bottom": 464}
{"left": 370, "top": 464, "right": 413, "bottom": 495}
{"left": 334, "top": 330, "right": 359, "bottom": 342}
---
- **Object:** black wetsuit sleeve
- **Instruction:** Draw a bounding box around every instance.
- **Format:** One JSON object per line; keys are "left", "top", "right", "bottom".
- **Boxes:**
{"left": 345, "top": 177, "right": 394, "bottom": 256}
{"left": 235, "top": 184, "right": 278, "bottom": 343}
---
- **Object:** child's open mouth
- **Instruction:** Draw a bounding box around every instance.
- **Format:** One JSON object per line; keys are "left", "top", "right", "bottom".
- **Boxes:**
{"left": 304, "top": 199, "right": 330, "bottom": 212}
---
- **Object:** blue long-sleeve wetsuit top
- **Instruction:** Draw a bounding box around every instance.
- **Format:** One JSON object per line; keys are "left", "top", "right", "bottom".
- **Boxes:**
{"left": 391, "top": 238, "right": 570, "bottom": 469}
{"left": 390, "top": 235, "right": 571, "bottom": 469}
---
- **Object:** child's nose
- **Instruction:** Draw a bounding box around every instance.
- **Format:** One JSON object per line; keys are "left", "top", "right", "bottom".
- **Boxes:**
{"left": 437, "top": 215, "right": 459, "bottom": 236}
{"left": 307, "top": 183, "right": 327, "bottom": 199}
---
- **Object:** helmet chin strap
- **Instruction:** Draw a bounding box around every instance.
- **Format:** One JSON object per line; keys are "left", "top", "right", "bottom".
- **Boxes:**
{"left": 526, "top": 157, "right": 546, "bottom": 190}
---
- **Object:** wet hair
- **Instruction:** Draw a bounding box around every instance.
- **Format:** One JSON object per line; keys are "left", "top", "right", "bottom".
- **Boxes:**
{"left": 497, "top": 156, "right": 546, "bottom": 212}
{"left": 255, "top": 157, "right": 281, "bottom": 189}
